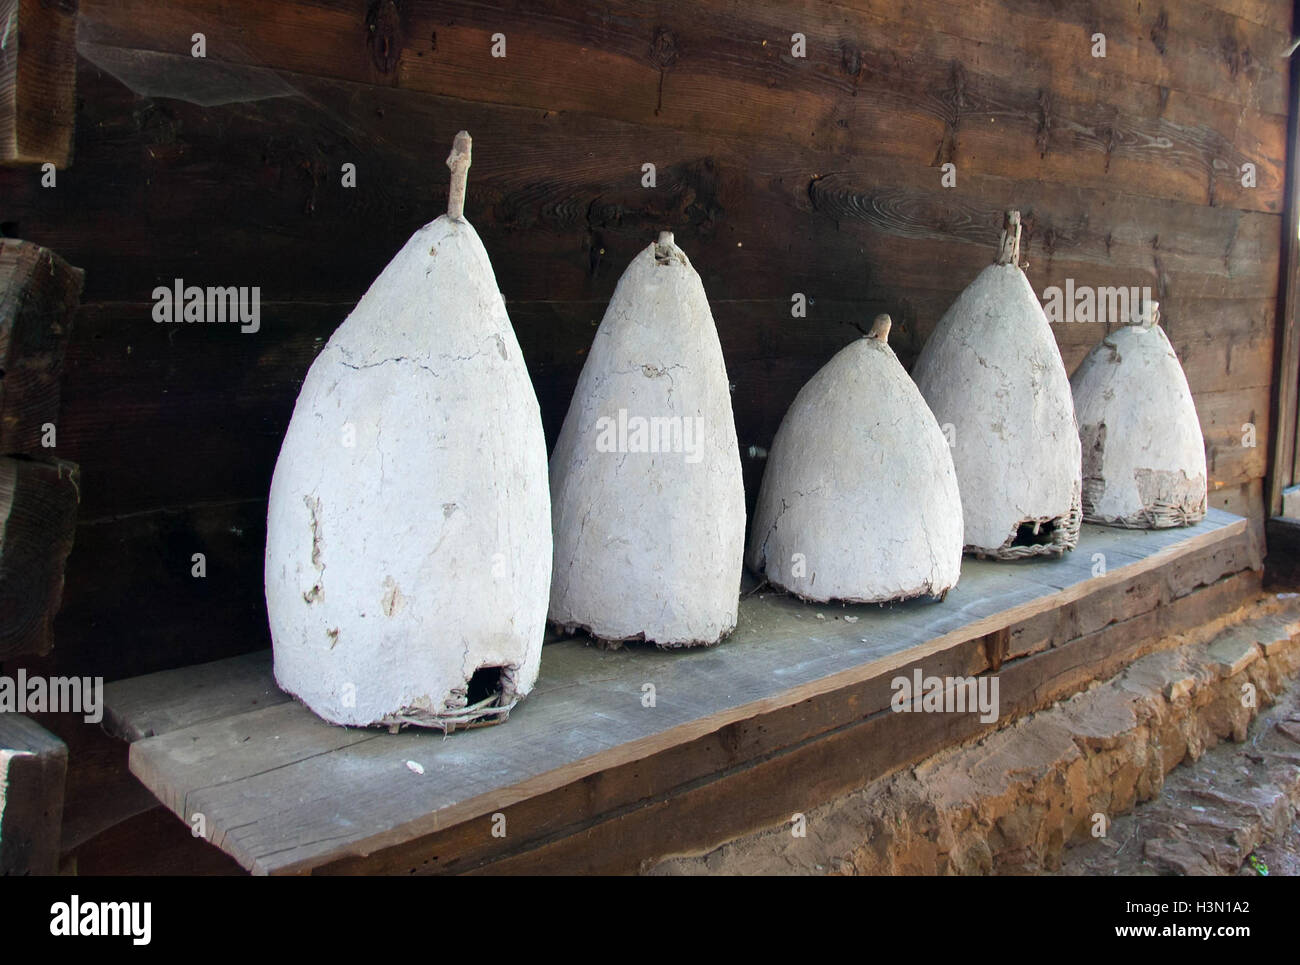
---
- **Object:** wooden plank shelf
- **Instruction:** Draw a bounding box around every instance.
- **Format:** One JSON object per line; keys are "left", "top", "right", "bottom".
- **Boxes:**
{"left": 103, "top": 509, "right": 1260, "bottom": 875}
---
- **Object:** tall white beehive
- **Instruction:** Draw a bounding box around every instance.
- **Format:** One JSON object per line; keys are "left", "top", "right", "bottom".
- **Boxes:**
{"left": 911, "top": 211, "right": 1082, "bottom": 558}
{"left": 265, "top": 133, "right": 552, "bottom": 730}
{"left": 549, "top": 231, "right": 745, "bottom": 647}
{"left": 747, "top": 315, "right": 963, "bottom": 602}
{"left": 1071, "top": 300, "right": 1207, "bottom": 527}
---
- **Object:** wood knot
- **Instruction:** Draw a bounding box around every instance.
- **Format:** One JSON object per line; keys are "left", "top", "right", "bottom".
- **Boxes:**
{"left": 650, "top": 27, "right": 679, "bottom": 70}
{"left": 1150, "top": 11, "right": 1169, "bottom": 55}
{"left": 1035, "top": 90, "right": 1052, "bottom": 158}
{"left": 840, "top": 43, "right": 863, "bottom": 78}
{"left": 1220, "top": 34, "right": 1249, "bottom": 79}
{"left": 366, "top": 0, "right": 402, "bottom": 75}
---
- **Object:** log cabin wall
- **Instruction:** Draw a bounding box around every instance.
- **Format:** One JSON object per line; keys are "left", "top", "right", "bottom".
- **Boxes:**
{"left": 0, "top": 0, "right": 1291, "bottom": 681}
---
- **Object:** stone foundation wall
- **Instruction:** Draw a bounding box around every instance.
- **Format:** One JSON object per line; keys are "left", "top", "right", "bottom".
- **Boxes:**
{"left": 650, "top": 597, "right": 1300, "bottom": 875}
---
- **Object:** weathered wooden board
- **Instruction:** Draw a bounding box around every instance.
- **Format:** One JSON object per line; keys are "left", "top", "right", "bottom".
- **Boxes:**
{"left": 45, "top": 499, "right": 269, "bottom": 683}
{"left": 1270, "top": 44, "right": 1300, "bottom": 515}
{"left": 2, "top": 65, "right": 1282, "bottom": 308}
{"left": 102, "top": 650, "right": 287, "bottom": 742}
{"left": 0, "top": 0, "right": 78, "bottom": 167}
{"left": 0, "top": 713, "right": 68, "bottom": 875}
{"left": 0, "top": 455, "right": 79, "bottom": 659}
{"left": 0, "top": 239, "right": 83, "bottom": 453}
{"left": 72, "top": 0, "right": 1289, "bottom": 211}
{"left": 105, "top": 511, "right": 1255, "bottom": 874}
{"left": 44, "top": 296, "right": 1274, "bottom": 526}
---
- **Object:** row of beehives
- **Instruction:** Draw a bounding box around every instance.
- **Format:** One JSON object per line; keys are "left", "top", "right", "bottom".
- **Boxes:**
{"left": 263, "top": 133, "right": 1206, "bottom": 731}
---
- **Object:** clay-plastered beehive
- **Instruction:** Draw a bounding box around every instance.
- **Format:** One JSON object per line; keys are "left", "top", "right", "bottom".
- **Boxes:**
{"left": 265, "top": 132, "right": 552, "bottom": 730}
{"left": 548, "top": 231, "right": 745, "bottom": 647}
{"left": 1071, "top": 300, "right": 1207, "bottom": 527}
{"left": 747, "top": 315, "right": 964, "bottom": 602}
{"left": 910, "top": 211, "right": 1082, "bottom": 559}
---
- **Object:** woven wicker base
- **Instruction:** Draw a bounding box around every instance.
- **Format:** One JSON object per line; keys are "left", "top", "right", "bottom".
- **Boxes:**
{"left": 968, "top": 483, "right": 1083, "bottom": 560}
{"left": 379, "top": 695, "right": 518, "bottom": 734}
{"left": 553, "top": 620, "right": 730, "bottom": 651}
{"left": 1082, "top": 493, "right": 1207, "bottom": 530}
{"left": 378, "top": 664, "right": 523, "bottom": 734}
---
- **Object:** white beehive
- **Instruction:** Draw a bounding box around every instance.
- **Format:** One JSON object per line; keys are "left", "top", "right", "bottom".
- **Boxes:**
{"left": 548, "top": 232, "right": 746, "bottom": 647}
{"left": 747, "top": 315, "right": 964, "bottom": 602}
{"left": 1071, "top": 300, "right": 1207, "bottom": 527}
{"left": 265, "top": 133, "right": 552, "bottom": 730}
{"left": 911, "top": 211, "right": 1082, "bottom": 558}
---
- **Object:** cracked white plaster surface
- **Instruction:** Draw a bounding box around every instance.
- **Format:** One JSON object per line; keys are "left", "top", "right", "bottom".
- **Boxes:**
{"left": 548, "top": 232, "right": 745, "bottom": 647}
{"left": 747, "top": 316, "right": 963, "bottom": 602}
{"left": 1071, "top": 301, "right": 1207, "bottom": 528}
{"left": 911, "top": 212, "right": 1082, "bottom": 558}
{"left": 265, "top": 209, "right": 551, "bottom": 727}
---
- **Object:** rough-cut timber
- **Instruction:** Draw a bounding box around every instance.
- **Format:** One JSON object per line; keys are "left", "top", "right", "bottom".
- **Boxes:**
{"left": 0, "top": 713, "right": 68, "bottom": 875}
{"left": 0, "top": 0, "right": 77, "bottom": 167}
{"left": 0, "top": 238, "right": 82, "bottom": 453}
{"left": 266, "top": 133, "right": 552, "bottom": 730}
{"left": 747, "top": 314, "right": 963, "bottom": 602}
{"left": 0, "top": 454, "right": 79, "bottom": 659}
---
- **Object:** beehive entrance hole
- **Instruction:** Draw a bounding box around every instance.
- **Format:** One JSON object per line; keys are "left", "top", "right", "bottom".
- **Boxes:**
{"left": 1011, "top": 517, "right": 1059, "bottom": 548}
{"left": 466, "top": 665, "right": 507, "bottom": 706}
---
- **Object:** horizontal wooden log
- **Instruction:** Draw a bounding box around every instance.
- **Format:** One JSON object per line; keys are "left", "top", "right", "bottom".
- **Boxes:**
{"left": 73, "top": 0, "right": 1288, "bottom": 211}
{"left": 0, "top": 238, "right": 84, "bottom": 453}
{"left": 1200, "top": 384, "right": 1270, "bottom": 486}
{"left": 0, "top": 455, "right": 79, "bottom": 659}
{"left": 51, "top": 500, "right": 268, "bottom": 682}
{"left": 1197, "top": 0, "right": 1286, "bottom": 28}
{"left": 1211, "top": 477, "right": 1265, "bottom": 550}
{"left": 44, "top": 295, "right": 1272, "bottom": 522}
{"left": 83, "top": 0, "right": 1286, "bottom": 117}
{"left": 0, "top": 713, "right": 68, "bottom": 875}
{"left": 0, "top": 0, "right": 77, "bottom": 167}
{"left": 1, "top": 65, "right": 1281, "bottom": 307}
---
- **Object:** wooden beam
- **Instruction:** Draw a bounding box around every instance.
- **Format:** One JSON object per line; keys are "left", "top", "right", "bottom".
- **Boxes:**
{"left": 0, "top": 713, "right": 68, "bottom": 875}
{"left": 1268, "top": 1, "right": 1300, "bottom": 516}
{"left": 73, "top": 0, "right": 1290, "bottom": 211}
{"left": 337, "top": 569, "right": 1267, "bottom": 875}
{"left": 0, "top": 238, "right": 83, "bottom": 453}
{"left": 0, "top": 0, "right": 77, "bottom": 168}
{"left": 102, "top": 650, "right": 287, "bottom": 743}
{"left": 0, "top": 454, "right": 79, "bottom": 659}
{"left": 468, "top": 573, "right": 1261, "bottom": 875}
{"left": 102, "top": 512, "right": 1257, "bottom": 875}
